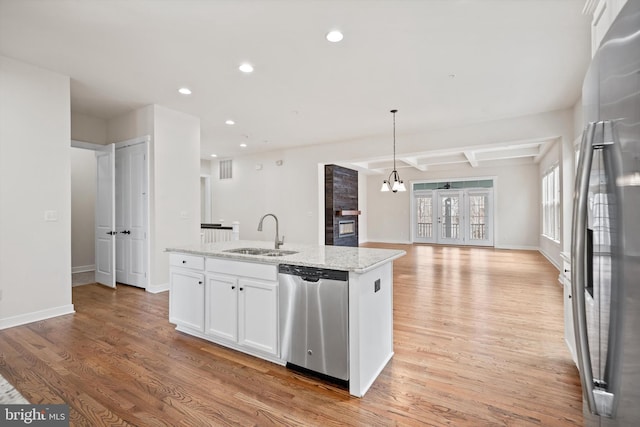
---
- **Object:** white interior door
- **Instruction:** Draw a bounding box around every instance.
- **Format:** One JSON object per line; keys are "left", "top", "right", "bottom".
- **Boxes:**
{"left": 115, "top": 142, "right": 148, "bottom": 288}
{"left": 437, "top": 190, "right": 464, "bottom": 245}
{"left": 95, "top": 145, "right": 116, "bottom": 288}
{"left": 115, "top": 147, "right": 126, "bottom": 283}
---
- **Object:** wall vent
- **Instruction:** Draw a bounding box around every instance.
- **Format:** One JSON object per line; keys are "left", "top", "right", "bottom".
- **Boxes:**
{"left": 219, "top": 159, "right": 232, "bottom": 180}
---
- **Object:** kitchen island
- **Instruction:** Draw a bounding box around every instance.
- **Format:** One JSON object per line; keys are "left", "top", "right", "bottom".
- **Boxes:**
{"left": 166, "top": 240, "right": 405, "bottom": 397}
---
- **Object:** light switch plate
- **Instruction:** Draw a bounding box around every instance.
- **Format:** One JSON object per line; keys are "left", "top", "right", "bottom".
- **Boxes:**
{"left": 44, "top": 210, "right": 58, "bottom": 221}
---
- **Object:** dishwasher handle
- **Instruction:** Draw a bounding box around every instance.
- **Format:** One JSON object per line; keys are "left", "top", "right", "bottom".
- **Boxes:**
{"left": 279, "top": 264, "right": 348, "bottom": 282}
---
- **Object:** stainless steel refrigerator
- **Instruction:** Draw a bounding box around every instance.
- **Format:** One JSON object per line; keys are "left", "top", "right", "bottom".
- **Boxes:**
{"left": 571, "top": 1, "right": 640, "bottom": 426}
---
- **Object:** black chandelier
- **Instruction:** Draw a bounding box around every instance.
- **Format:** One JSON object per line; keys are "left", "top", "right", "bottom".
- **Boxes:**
{"left": 380, "top": 109, "right": 406, "bottom": 192}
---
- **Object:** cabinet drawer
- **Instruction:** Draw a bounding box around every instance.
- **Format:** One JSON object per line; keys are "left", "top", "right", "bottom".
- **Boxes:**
{"left": 170, "top": 253, "right": 205, "bottom": 270}
{"left": 206, "top": 258, "right": 277, "bottom": 281}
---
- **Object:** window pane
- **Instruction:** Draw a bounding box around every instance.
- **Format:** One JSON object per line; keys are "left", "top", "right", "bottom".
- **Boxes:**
{"left": 416, "top": 196, "right": 433, "bottom": 238}
{"left": 541, "top": 165, "right": 560, "bottom": 241}
{"left": 469, "top": 195, "right": 487, "bottom": 240}
{"left": 439, "top": 195, "right": 460, "bottom": 239}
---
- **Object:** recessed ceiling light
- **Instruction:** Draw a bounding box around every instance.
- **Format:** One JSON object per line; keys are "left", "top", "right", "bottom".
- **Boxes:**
{"left": 178, "top": 87, "right": 192, "bottom": 95}
{"left": 326, "top": 30, "right": 344, "bottom": 42}
{"left": 240, "top": 143, "right": 247, "bottom": 148}
{"left": 210, "top": 154, "right": 217, "bottom": 157}
{"left": 239, "top": 63, "right": 254, "bottom": 73}
{"left": 225, "top": 119, "right": 235, "bottom": 125}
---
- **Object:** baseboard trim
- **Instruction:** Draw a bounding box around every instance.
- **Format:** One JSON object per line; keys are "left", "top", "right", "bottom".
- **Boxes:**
{"left": 146, "top": 283, "right": 169, "bottom": 294}
{"left": 361, "top": 239, "right": 413, "bottom": 245}
{"left": 0, "top": 304, "right": 75, "bottom": 330}
{"left": 494, "top": 244, "right": 540, "bottom": 251}
{"left": 72, "top": 265, "right": 95, "bottom": 274}
{"left": 539, "top": 249, "right": 561, "bottom": 271}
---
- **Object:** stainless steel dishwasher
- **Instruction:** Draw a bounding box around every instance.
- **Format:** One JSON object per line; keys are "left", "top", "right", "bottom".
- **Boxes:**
{"left": 279, "top": 264, "right": 349, "bottom": 382}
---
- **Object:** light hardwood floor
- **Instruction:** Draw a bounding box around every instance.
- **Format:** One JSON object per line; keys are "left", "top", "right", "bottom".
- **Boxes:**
{"left": 0, "top": 244, "right": 583, "bottom": 426}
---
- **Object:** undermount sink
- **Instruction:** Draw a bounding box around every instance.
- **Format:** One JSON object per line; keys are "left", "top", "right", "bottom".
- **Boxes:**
{"left": 224, "top": 247, "right": 298, "bottom": 257}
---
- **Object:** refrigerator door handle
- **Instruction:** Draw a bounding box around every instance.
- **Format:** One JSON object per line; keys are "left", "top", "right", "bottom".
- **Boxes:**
{"left": 571, "top": 122, "right": 598, "bottom": 415}
{"left": 572, "top": 120, "right": 617, "bottom": 418}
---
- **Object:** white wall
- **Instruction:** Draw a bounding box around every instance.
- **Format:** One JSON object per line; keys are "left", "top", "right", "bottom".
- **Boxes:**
{"left": 107, "top": 106, "right": 154, "bottom": 144}
{"left": 71, "top": 112, "right": 107, "bottom": 145}
{"left": 367, "top": 161, "right": 540, "bottom": 248}
{"left": 200, "top": 159, "right": 212, "bottom": 176}
{"left": 211, "top": 109, "right": 574, "bottom": 249}
{"left": 212, "top": 149, "right": 324, "bottom": 244}
{"left": 151, "top": 105, "right": 201, "bottom": 287}
{"left": 0, "top": 56, "right": 74, "bottom": 328}
{"left": 70, "top": 147, "right": 96, "bottom": 271}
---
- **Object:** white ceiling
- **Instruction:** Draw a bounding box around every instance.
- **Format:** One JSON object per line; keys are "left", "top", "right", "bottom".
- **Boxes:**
{"left": 0, "top": 0, "right": 591, "bottom": 172}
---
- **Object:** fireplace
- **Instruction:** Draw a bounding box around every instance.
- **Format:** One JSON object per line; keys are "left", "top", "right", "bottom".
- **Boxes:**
{"left": 338, "top": 220, "right": 356, "bottom": 237}
{"left": 325, "top": 164, "right": 360, "bottom": 247}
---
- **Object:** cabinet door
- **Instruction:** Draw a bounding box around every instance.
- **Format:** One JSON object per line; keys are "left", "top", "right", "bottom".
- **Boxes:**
{"left": 206, "top": 274, "right": 238, "bottom": 342}
{"left": 564, "top": 278, "right": 578, "bottom": 366}
{"left": 238, "top": 278, "right": 278, "bottom": 356}
{"left": 169, "top": 269, "right": 205, "bottom": 332}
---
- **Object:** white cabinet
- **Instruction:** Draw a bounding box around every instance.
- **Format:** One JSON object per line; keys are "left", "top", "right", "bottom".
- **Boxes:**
{"left": 238, "top": 278, "right": 278, "bottom": 355}
{"left": 205, "top": 274, "right": 238, "bottom": 341}
{"left": 561, "top": 253, "right": 577, "bottom": 366}
{"left": 170, "top": 255, "right": 279, "bottom": 359}
{"left": 204, "top": 259, "right": 279, "bottom": 357}
{"left": 169, "top": 258, "right": 205, "bottom": 332}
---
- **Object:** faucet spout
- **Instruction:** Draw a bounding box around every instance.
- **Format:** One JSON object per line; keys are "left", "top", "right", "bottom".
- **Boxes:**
{"left": 257, "top": 213, "right": 284, "bottom": 249}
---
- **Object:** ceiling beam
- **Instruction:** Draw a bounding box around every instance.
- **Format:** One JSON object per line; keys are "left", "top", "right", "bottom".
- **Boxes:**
{"left": 463, "top": 151, "right": 479, "bottom": 167}
{"left": 399, "top": 156, "right": 429, "bottom": 171}
{"left": 475, "top": 146, "right": 541, "bottom": 161}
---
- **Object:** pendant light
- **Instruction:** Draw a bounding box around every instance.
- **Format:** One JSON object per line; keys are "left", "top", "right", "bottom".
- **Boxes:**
{"left": 380, "top": 109, "right": 406, "bottom": 193}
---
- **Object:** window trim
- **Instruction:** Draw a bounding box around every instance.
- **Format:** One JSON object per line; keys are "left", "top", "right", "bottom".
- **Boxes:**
{"left": 541, "top": 164, "right": 560, "bottom": 242}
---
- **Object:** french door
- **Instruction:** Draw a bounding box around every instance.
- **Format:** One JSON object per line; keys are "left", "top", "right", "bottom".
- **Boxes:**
{"left": 95, "top": 145, "right": 116, "bottom": 287}
{"left": 412, "top": 188, "right": 493, "bottom": 246}
{"left": 437, "top": 191, "right": 463, "bottom": 244}
{"left": 94, "top": 138, "right": 148, "bottom": 289}
{"left": 115, "top": 142, "right": 148, "bottom": 288}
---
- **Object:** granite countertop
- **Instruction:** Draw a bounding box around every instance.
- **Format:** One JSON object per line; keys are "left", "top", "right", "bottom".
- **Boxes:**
{"left": 166, "top": 240, "right": 406, "bottom": 273}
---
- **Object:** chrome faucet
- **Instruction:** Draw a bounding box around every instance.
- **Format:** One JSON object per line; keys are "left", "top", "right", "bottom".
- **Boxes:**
{"left": 257, "top": 213, "right": 284, "bottom": 249}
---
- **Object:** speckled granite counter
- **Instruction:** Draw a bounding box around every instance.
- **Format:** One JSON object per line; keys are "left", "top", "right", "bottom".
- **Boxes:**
{"left": 166, "top": 240, "right": 405, "bottom": 273}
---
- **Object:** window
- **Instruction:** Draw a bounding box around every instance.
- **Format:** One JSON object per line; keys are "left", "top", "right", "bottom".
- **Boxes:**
{"left": 542, "top": 165, "right": 560, "bottom": 241}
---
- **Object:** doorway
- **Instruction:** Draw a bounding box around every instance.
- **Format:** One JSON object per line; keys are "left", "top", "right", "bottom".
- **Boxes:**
{"left": 71, "top": 137, "right": 149, "bottom": 289}
{"left": 411, "top": 179, "right": 494, "bottom": 246}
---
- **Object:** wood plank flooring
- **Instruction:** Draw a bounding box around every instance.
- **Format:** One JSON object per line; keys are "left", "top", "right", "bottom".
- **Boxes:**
{"left": 0, "top": 244, "right": 583, "bottom": 426}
